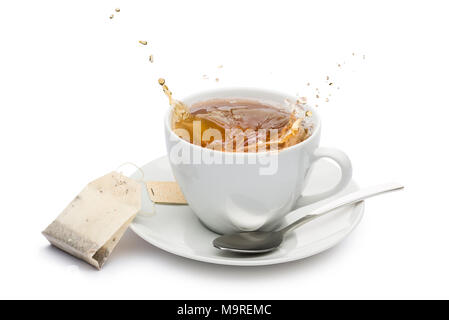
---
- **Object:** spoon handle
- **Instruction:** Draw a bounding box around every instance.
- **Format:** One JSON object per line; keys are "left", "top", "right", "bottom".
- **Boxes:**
{"left": 280, "top": 182, "right": 404, "bottom": 234}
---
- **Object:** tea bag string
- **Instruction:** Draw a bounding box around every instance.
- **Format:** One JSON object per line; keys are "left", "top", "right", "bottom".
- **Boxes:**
{"left": 115, "top": 162, "right": 145, "bottom": 183}
{"left": 115, "top": 162, "right": 155, "bottom": 216}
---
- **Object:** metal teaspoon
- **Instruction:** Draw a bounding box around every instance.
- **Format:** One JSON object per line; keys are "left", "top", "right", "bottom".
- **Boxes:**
{"left": 213, "top": 183, "right": 404, "bottom": 253}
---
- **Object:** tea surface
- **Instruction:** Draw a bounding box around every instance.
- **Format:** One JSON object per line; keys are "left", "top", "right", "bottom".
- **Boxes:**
{"left": 172, "top": 98, "right": 310, "bottom": 152}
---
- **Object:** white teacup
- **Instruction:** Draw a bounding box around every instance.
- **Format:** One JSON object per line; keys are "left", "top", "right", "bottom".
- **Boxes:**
{"left": 164, "top": 88, "right": 352, "bottom": 234}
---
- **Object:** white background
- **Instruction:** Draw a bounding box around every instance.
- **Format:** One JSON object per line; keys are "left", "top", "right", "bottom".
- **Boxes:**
{"left": 1, "top": 0, "right": 448, "bottom": 299}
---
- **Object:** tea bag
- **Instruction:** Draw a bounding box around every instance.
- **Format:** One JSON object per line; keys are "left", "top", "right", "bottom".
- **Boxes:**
{"left": 42, "top": 172, "right": 141, "bottom": 269}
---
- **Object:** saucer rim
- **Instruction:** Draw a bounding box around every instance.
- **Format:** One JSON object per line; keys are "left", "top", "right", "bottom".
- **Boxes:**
{"left": 130, "top": 203, "right": 364, "bottom": 266}
{"left": 129, "top": 156, "right": 365, "bottom": 267}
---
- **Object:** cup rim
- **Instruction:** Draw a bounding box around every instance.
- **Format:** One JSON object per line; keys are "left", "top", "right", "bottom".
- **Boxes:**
{"left": 164, "top": 87, "right": 321, "bottom": 155}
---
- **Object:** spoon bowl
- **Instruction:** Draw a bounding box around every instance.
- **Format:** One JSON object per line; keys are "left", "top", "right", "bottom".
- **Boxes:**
{"left": 213, "top": 231, "right": 284, "bottom": 253}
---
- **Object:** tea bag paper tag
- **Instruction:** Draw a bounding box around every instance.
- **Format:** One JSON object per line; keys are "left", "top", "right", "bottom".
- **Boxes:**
{"left": 42, "top": 172, "right": 141, "bottom": 269}
{"left": 146, "top": 181, "right": 187, "bottom": 204}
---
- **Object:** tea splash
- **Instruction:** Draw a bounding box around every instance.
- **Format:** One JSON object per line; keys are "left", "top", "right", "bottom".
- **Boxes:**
{"left": 159, "top": 80, "right": 312, "bottom": 152}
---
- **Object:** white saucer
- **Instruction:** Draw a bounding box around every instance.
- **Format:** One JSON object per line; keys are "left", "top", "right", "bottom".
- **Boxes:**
{"left": 130, "top": 156, "right": 364, "bottom": 266}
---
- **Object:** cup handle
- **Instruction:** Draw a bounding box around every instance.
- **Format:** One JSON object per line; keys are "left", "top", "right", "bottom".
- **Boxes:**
{"left": 298, "top": 147, "right": 352, "bottom": 206}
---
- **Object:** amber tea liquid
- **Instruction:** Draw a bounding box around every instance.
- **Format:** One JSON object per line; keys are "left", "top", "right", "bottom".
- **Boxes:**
{"left": 159, "top": 79, "right": 310, "bottom": 152}
{"left": 173, "top": 99, "right": 309, "bottom": 152}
